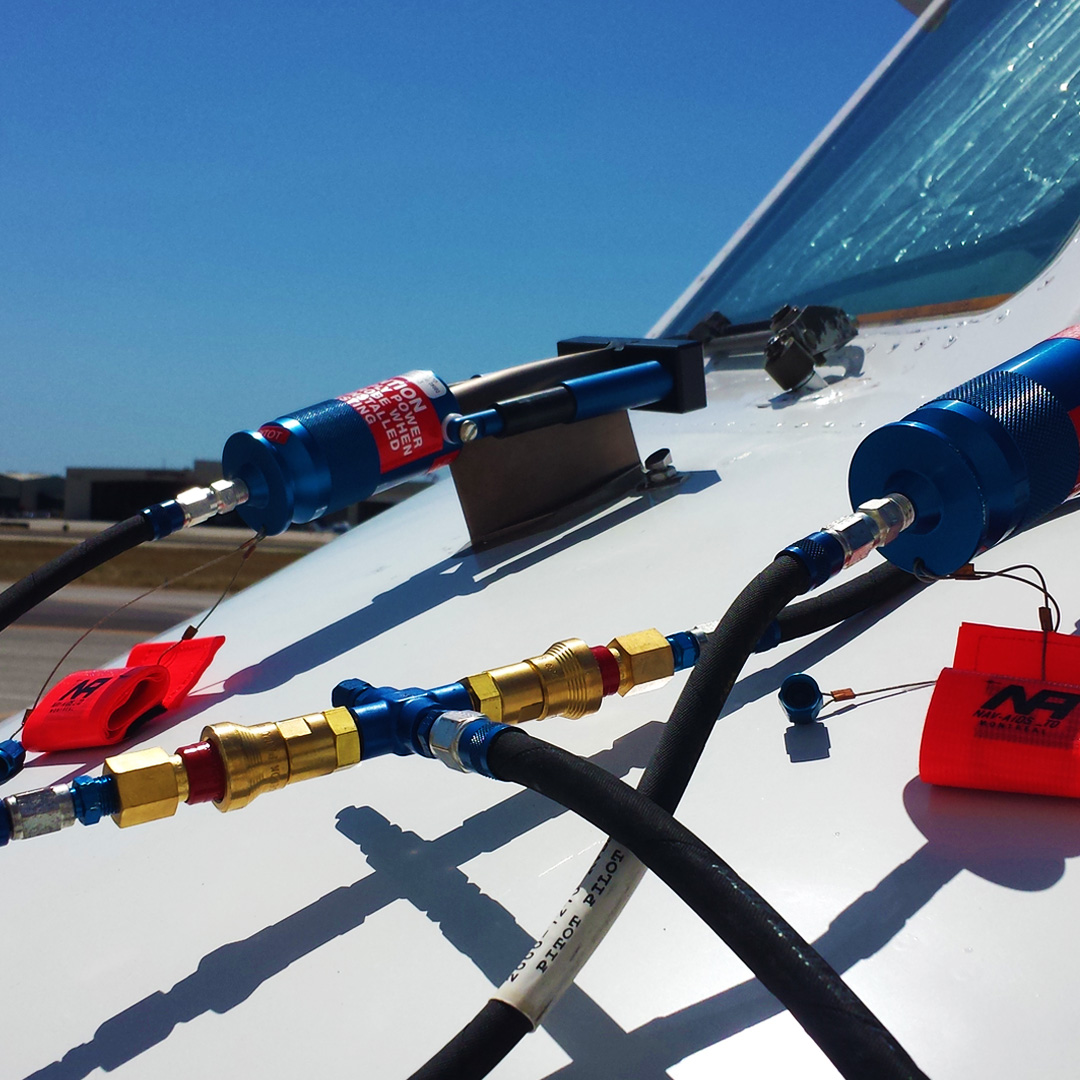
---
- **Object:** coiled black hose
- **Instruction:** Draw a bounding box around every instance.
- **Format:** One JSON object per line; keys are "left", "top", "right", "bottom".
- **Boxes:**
{"left": 640, "top": 555, "right": 810, "bottom": 812}
{"left": 0, "top": 514, "right": 155, "bottom": 633}
{"left": 485, "top": 725, "right": 928, "bottom": 1080}
{"left": 774, "top": 560, "right": 923, "bottom": 645}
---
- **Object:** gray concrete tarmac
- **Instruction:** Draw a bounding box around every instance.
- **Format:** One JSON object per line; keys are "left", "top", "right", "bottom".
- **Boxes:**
{"left": 0, "top": 582, "right": 221, "bottom": 720}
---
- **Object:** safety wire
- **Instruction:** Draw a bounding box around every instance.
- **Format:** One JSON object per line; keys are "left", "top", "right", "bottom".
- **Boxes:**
{"left": 12, "top": 531, "right": 263, "bottom": 740}
{"left": 820, "top": 679, "right": 938, "bottom": 712}
{"left": 913, "top": 559, "right": 1062, "bottom": 679}
{"left": 823, "top": 559, "right": 1065, "bottom": 709}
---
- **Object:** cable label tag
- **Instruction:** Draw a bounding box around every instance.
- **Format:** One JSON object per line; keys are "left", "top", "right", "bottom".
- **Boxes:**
{"left": 338, "top": 372, "right": 448, "bottom": 473}
{"left": 495, "top": 840, "right": 646, "bottom": 1025}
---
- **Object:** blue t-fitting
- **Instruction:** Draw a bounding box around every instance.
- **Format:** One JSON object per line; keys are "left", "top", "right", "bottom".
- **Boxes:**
{"left": 331, "top": 679, "right": 473, "bottom": 761}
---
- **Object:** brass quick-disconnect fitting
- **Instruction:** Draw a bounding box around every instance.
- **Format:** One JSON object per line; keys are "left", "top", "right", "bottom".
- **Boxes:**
{"left": 103, "top": 747, "right": 190, "bottom": 828}
{"left": 606, "top": 629, "right": 675, "bottom": 695}
{"left": 464, "top": 638, "right": 605, "bottom": 724}
{"left": 202, "top": 707, "right": 360, "bottom": 812}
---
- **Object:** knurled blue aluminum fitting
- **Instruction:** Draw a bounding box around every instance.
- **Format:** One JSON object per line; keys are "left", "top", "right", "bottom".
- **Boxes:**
{"left": 849, "top": 332, "right": 1080, "bottom": 575}
{"left": 782, "top": 531, "right": 846, "bottom": 590}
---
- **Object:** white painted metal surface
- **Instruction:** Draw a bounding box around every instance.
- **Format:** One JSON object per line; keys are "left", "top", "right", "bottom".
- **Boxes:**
{"left": 8, "top": 12, "right": 1080, "bottom": 1080}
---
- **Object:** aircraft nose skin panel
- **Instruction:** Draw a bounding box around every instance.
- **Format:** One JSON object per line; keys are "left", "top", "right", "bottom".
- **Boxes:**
{"left": 12, "top": 1, "right": 1080, "bottom": 1076}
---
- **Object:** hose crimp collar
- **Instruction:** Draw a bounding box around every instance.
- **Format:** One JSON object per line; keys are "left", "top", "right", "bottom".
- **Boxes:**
{"left": 427, "top": 711, "right": 508, "bottom": 778}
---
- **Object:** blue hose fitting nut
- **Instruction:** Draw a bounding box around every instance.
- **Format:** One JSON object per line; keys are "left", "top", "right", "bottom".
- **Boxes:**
{"left": 0, "top": 739, "right": 26, "bottom": 785}
{"left": 141, "top": 500, "right": 186, "bottom": 540}
{"left": 783, "top": 496, "right": 915, "bottom": 591}
{"left": 71, "top": 775, "right": 118, "bottom": 825}
{"left": 782, "top": 531, "right": 846, "bottom": 590}
{"left": 666, "top": 631, "right": 700, "bottom": 671}
{"left": 427, "top": 711, "right": 508, "bottom": 778}
{"left": 850, "top": 330, "right": 1080, "bottom": 575}
{"left": 779, "top": 673, "right": 824, "bottom": 725}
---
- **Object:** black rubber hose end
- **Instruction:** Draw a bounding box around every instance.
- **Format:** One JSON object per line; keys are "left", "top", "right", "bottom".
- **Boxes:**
{"left": 0, "top": 513, "right": 155, "bottom": 633}
{"left": 409, "top": 999, "right": 531, "bottom": 1080}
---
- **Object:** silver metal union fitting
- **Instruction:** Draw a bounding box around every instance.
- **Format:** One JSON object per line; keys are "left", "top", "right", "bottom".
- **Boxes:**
{"left": 4, "top": 785, "right": 76, "bottom": 840}
{"left": 176, "top": 478, "right": 250, "bottom": 528}
{"left": 427, "top": 710, "right": 487, "bottom": 773}
{"left": 824, "top": 493, "right": 915, "bottom": 568}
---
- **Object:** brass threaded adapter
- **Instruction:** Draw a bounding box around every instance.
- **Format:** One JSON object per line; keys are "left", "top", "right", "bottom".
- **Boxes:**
{"left": 607, "top": 629, "right": 675, "bottom": 695}
{"left": 203, "top": 707, "right": 360, "bottom": 812}
{"left": 465, "top": 638, "right": 604, "bottom": 724}
{"left": 104, "top": 747, "right": 190, "bottom": 828}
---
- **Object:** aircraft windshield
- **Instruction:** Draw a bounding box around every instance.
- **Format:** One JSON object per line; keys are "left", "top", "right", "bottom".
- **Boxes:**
{"left": 669, "top": 0, "right": 1080, "bottom": 330}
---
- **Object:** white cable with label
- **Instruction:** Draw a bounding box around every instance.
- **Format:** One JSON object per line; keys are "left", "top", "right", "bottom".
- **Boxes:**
{"left": 493, "top": 840, "right": 646, "bottom": 1025}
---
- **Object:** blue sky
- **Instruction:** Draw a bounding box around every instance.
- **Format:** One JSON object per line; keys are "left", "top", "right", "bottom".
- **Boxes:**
{"left": 1, "top": 1, "right": 912, "bottom": 475}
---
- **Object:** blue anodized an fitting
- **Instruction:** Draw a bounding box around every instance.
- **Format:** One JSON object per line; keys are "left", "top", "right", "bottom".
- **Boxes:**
{"left": 331, "top": 679, "right": 473, "bottom": 761}
{"left": 427, "top": 710, "right": 507, "bottom": 778}
{"left": 0, "top": 739, "right": 26, "bottom": 786}
{"left": 778, "top": 673, "right": 824, "bottom": 725}
{"left": 849, "top": 331, "right": 1080, "bottom": 575}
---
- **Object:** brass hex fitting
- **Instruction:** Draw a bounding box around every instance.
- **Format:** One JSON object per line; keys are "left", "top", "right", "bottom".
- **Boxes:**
{"left": 203, "top": 707, "right": 360, "bottom": 812}
{"left": 607, "top": 629, "right": 674, "bottom": 695}
{"left": 465, "top": 638, "right": 604, "bottom": 724}
{"left": 104, "top": 747, "right": 190, "bottom": 828}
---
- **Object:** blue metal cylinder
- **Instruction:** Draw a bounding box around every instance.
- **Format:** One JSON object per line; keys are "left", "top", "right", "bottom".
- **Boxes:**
{"left": 849, "top": 331, "right": 1080, "bottom": 575}
{"left": 222, "top": 372, "right": 461, "bottom": 535}
{"left": 564, "top": 361, "right": 673, "bottom": 421}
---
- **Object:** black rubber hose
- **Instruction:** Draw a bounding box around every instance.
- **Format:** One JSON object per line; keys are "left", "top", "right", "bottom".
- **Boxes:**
{"left": 412, "top": 556, "right": 813, "bottom": 1079}
{"left": 774, "top": 560, "right": 923, "bottom": 645}
{"left": 412, "top": 1000, "right": 531, "bottom": 1079}
{"left": 0, "top": 514, "right": 155, "bottom": 633}
{"left": 485, "top": 726, "right": 928, "bottom": 1080}
{"left": 641, "top": 554, "right": 810, "bottom": 811}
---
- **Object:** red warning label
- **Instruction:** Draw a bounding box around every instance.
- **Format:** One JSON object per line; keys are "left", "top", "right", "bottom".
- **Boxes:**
{"left": 259, "top": 424, "right": 291, "bottom": 445}
{"left": 338, "top": 374, "right": 446, "bottom": 473}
